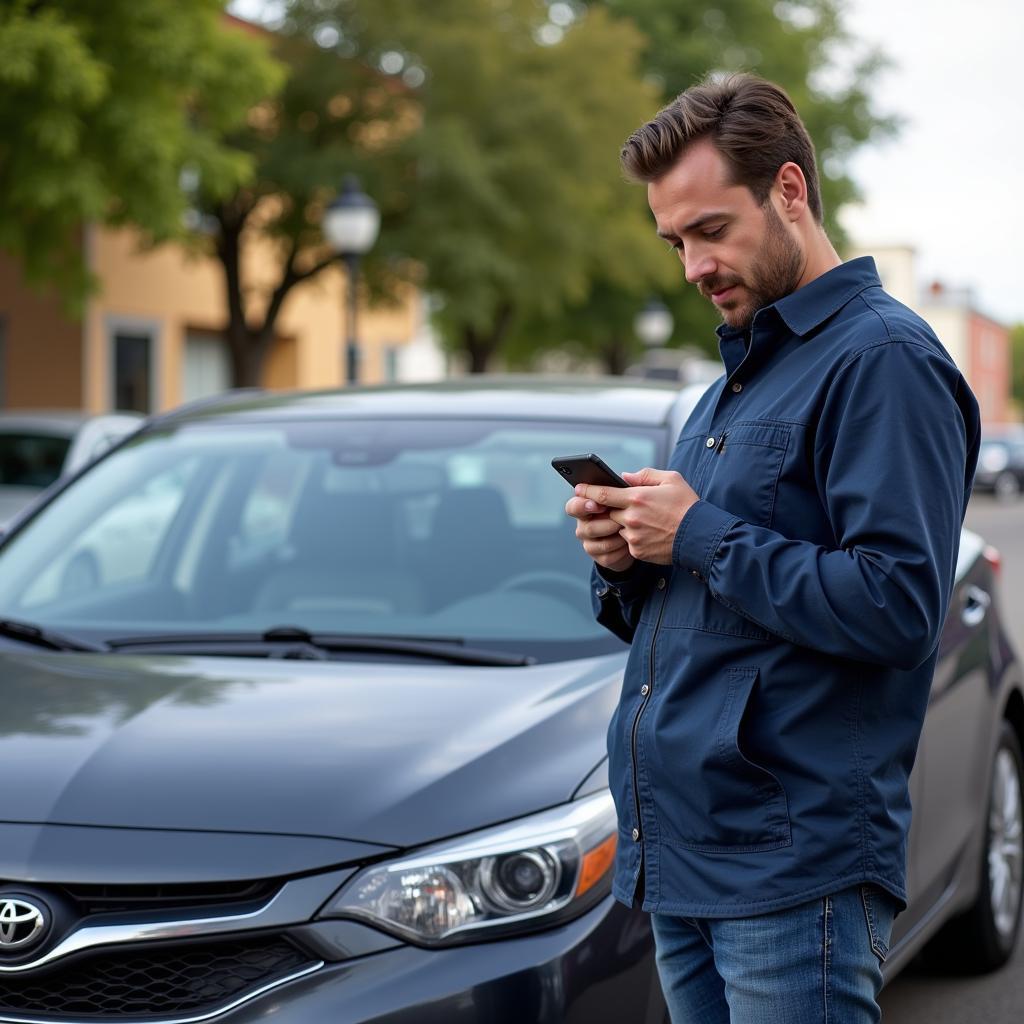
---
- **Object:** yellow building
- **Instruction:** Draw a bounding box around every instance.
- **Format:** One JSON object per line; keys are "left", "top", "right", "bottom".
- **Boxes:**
{"left": 0, "top": 221, "right": 420, "bottom": 414}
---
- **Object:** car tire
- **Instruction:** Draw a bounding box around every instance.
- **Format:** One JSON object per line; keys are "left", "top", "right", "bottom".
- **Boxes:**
{"left": 993, "top": 471, "right": 1021, "bottom": 502}
{"left": 923, "top": 720, "right": 1024, "bottom": 974}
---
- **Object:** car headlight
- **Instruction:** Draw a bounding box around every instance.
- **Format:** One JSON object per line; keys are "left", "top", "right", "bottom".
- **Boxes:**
{"left": 319, "top": 790, "right": 617, "bottom": 946}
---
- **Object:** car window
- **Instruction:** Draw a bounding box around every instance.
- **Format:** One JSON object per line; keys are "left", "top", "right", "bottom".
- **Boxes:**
{"left": 0, "top": 432, "right": 72, "bottom": 487}
{"left": 19, "top": 459, "right": 199, "bottom": 607}
{"left": 0, "top": 419, "right": 660, "bottom": 662}
{"left": 227, "top": 452, "right": 307, "bottom": 570}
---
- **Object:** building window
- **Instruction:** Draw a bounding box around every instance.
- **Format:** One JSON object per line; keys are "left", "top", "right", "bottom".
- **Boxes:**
{"left": 183, "top": 330, "right": 231, "bottom": 403}
{"left": 113, "top": 331, "right": 153, "bottom": 413}
{"left": 384, "top": 344, "right": 401, "bottom": 382}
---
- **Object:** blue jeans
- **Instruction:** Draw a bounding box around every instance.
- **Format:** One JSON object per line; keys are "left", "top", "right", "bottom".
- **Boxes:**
{"left": 652, "top": 885, "right": 897, "bottom": 1023}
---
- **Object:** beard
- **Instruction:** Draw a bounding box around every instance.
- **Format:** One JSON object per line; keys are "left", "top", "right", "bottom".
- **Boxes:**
{"left": 700, "top": 204, "right": 804, "bottom": 331}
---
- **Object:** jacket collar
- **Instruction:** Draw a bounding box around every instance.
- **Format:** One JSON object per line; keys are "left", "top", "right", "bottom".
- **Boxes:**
{"left": 715, "top": 256, "right": 883, "bottom": 346}
{"left": 769, "top": 255, "right": 881, "bottom": 337}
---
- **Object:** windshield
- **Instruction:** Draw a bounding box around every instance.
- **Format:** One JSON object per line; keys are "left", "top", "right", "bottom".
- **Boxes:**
{"left": 0, "top": 432, "right": 71, "bottom": 488}
{"left": 0, "top": 418, "right": 661, "bottom": 661}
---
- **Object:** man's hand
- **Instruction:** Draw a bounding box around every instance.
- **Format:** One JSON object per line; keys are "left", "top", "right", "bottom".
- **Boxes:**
{"left": 575, "top": 467, "right": 700, "bottom": 566}
{"left": 564, "top": 493, "right": 635, "bottom": 573}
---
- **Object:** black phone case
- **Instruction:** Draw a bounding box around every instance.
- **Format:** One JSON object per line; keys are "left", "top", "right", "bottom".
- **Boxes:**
{"left": 551, "top": 454, "right": 629, "bottom": 489}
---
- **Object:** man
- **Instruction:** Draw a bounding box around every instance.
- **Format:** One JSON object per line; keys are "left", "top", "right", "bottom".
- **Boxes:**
{"left": 566, "top": 73, "right": 980, "bottom": 1022}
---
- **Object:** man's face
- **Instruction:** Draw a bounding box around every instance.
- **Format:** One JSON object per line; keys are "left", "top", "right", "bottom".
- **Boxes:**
{"left": 648, "top": 139, "right": 804, "bottom": 331}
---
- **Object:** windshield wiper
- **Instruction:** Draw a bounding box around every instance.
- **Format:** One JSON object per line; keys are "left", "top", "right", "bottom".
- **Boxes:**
{"left": 0, "top": 618, "right": 110, "bottom": 653}
{"left": 105, "top": 627, "right": 535, "bottom": 666}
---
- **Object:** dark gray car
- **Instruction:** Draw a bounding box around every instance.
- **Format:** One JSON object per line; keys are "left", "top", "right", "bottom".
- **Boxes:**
{"left": 974, "top": 428, "right": 1024, "bottom": 501}
{"left": 0, "top": 379, "right": 1020, "bottom": 1022}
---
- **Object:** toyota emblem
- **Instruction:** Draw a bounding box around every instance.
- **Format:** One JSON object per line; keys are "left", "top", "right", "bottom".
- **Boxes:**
{"left": 0, "top": 898, "right": 48, "bottom": 951}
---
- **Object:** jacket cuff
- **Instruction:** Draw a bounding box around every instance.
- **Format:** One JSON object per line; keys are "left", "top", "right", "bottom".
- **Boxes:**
{"left": 672, "top": 500, "right": 740, "bottom": 581}
{"left": 592, "top": 561, "right": 649, "bottom": 600}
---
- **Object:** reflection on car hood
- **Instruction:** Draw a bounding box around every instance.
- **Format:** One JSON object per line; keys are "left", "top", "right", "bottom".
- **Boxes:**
{"left": 0, "top": 650, "right": 621, "bottom": 848}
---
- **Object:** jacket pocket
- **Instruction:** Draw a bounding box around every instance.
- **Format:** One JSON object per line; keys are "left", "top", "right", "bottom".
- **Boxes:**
{"left": 652, "top": 667, "right": 792, "bottom": 853}
{"left": 696, "top": 420, "right": 790, "bottom": 530}
{"left": 659, "top": 570, "right": 771, "bottom": 640}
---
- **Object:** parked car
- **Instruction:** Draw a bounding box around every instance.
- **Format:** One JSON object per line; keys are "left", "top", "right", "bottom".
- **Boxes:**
{"left": 0, "top": 410, "right": 143, "bottom": 525}
{"left": 973, "top": 427, "right": 1024, "bottom": 501}
{"left": 0, "top": 379, "right": 1020, "bottom": 1022}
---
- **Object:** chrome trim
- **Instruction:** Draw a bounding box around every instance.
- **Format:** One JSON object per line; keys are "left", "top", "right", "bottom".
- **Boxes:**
{"left": 0, "top": 900, "right": 46, "bottom": 951}
{"left": 962, "top": 584, "right": 991, "bottom": 628}
{"left": 0, "top": 869, "right": 352, "bottom": 974}
{"left": 0, "top": 960, "right": 324, "bottom": 1024}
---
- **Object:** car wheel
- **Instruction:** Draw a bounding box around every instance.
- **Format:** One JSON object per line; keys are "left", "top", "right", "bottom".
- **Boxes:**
{"left": 924, "top": 720, "right": 1024, "bottom": 973}
{"left": 993, "top": 471, "right": 1021, "bottom": 502}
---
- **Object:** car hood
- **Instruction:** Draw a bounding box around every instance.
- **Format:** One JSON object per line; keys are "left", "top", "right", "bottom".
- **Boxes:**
{"left": 0, "top": 650, "right": 621, "bottom": 849}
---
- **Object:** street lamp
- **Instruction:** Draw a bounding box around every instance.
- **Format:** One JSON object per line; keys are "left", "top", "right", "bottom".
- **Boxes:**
{"left": 323, "top": 175, "right": 380, "bottom": 384}
{"left": 634, "top": 297, "right": 674, "bottom": 349}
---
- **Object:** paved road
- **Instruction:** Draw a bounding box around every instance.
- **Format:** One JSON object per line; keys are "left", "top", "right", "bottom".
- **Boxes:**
{"left": 879, "top": 493, "right": 1024, "bottom": 1022}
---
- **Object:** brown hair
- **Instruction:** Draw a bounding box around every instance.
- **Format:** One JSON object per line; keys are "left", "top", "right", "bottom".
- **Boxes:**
{"left": 621, "top": 73, "right": 823, "bottom": 223}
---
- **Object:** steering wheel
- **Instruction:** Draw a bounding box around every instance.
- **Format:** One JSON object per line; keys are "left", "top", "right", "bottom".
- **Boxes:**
{"left": 495, "top": 570, "right": 592, "bottom": 604}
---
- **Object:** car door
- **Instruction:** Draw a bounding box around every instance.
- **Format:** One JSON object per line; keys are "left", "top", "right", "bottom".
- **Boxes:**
{"left": 904, "top": 529, "right": 996, "bottom": 934}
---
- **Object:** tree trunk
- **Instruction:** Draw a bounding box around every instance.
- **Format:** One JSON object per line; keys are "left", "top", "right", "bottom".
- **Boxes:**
{"left": 462, "top": 302, "right": 515, "bottom": 374}
{"left": 601, "top": 333, "right": 632, "bottom": 376}
{"left": 225, "top": 323, "right": 267, "bottom": 388}
{"left": 463, "top": 326, "right": 492, "bottom": 373}
{"left": 214, "top": 203, "right": 303, "bottom": 389}
{"left": 215, "top": 210, "right": 259, "bottom": 388}
{"left": 598, "top": 331, "right": 634, "bottom": 376}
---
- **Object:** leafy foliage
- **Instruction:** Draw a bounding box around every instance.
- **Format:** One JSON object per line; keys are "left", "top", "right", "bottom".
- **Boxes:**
{"left": 553, "top": 0, "right": 900, "bottom": 365}
{"left": 0, "top": 0, "right": 282, "bottom": 303}
{"left": 1, "top": 0, "right": 897, "bottom": 381}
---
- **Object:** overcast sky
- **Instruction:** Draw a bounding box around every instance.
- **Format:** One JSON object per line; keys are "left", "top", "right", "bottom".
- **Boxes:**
{"left": 837, "top": 0, "right": 1023, "bottom": 324}
{"left": 230, "top": 0, "right": 1023, "bottom": 324}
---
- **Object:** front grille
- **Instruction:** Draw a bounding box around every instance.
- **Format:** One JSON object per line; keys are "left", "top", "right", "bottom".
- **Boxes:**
{"left": 56, "top": 879, "right": 281, "bottom": 916}
{"left": 0, "top": 935, "right": 316, "bottom": 1020}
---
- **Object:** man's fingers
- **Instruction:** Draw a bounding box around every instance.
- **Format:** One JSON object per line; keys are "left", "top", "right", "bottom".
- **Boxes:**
{"left": 574, "top": 482, "right": 632, "bottom": 509}
{"left": 621, "top": 467, "right": 678, "bottom": 486}
{"left": 576, "top": 515, "right": 622, "bottom": 540}
{"left": 565, "top": 495, "right": 608, "bottom": 520}
{"left": 583, "top": 534, "right": 630, "bottom": 559}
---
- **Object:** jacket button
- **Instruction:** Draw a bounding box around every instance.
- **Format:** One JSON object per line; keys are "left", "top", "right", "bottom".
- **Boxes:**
{"left": 732, "top": 382, "right": 743, "bottom": 393}
{"left": 656, "top": 577, "right": 666, "bottom": 589}
{"left": 690, "top": 569, "right": 702, "bottom": 580}
{"left": 632, "top": 828, "right": 640, "bottom": 841}
{"left": 706, "top": 437, "right": 716, "bottom": 448}
{"left": 640, "top": 684, "right": 650, "bottom": 696}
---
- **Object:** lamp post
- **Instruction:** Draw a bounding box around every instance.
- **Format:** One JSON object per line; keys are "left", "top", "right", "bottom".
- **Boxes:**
{"left": 634, "top": 297, "right": 673, "bottom": 349}
{"left": 323, "top": 175, "right": 380, "bottom": 384}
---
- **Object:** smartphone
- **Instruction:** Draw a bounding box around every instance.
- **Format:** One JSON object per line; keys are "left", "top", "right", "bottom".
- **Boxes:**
{"left": 551, "top": 453, "right": 629, "bottom": 489}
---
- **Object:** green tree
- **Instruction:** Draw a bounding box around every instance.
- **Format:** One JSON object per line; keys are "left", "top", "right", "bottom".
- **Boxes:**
{"left": 0, "top": 0, "right": 283, "bottom": 303}
{"left": 383, "top": 0, "right": 664, "bottom": 372}
{"left": 533, "top": 0, "right": 899, "bottom": 368}
{"left": 199, "top": 11, "right": 420, "bottom": 384}
{"left": 193, "top": 0, "right": 664, "bottom": 381}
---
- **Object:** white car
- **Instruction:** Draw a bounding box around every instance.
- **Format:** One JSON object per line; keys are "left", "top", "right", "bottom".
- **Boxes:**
{"left": 0, "top": 411, "right": 142, "bottom": 525}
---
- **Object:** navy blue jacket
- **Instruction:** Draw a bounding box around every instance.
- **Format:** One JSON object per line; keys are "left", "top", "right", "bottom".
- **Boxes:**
{"left": 592, "top": 257, "right": 981, "bottom": 917}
